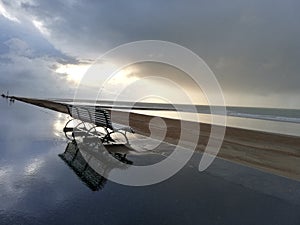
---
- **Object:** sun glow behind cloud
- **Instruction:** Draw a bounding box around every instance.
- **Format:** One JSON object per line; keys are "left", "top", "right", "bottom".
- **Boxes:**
{"left": 100, "top": 62, "right": 208, "bottom": 104}
{"left": 55, "top": 63, "right": 91, "bottom": 84}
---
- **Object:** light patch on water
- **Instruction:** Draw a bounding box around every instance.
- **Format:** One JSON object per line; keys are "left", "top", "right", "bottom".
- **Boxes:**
{"left": 52, "top": 113, "right": 70, "bottom": 138}
{"left": 0, "top": 166, "right": 13, "bottom": 179}
{"left": 24, "top": 158, "right": 45, "bottom": 176}
{"left": 0, "top": 165, "right": 26, "bottom": 209}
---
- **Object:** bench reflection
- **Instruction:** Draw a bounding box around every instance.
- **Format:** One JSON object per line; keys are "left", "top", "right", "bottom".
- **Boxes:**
{"left": 59, "top": 139, "right": 133, "bottom": 191}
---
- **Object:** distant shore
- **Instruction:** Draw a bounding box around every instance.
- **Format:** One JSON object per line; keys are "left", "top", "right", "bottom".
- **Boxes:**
{"left": 112, "top": 111, "right": 300, "bottom": 181}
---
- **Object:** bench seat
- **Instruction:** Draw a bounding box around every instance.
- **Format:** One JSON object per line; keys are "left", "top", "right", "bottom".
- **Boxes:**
{"left": 64, "top": 105, "right": 134, "bottom": 143}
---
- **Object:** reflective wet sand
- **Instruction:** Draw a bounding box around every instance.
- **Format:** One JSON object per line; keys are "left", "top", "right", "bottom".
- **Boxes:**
{"left": 0, "top": 102, "right": 300, "bottom": 224}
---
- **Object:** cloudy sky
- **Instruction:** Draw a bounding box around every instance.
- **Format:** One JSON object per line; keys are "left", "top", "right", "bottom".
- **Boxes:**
{"left": 0, "top": 0, "right": 299, "bottom": 108}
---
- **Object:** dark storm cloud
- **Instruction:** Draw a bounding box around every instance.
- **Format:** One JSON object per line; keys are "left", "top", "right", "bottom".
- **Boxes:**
{"left": 1, "top": 0, "right": 300, "bottom": 106}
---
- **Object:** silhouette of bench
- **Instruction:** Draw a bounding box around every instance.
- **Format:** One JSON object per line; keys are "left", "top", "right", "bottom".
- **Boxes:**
{"left": 63, "top": 105, "right": 134, "bottom": 143}
{"left": 59, "top": 140, "right": 132, "bottom": 191}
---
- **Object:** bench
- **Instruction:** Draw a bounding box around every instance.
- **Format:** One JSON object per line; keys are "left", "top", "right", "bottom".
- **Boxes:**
{"left": 63, "top": 105, "right": 134, "bottom": 143}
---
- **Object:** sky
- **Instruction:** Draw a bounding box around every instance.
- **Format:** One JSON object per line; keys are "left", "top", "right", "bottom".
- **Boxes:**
{"left": 0, "top": 0, "right": 299, "bottom": 108}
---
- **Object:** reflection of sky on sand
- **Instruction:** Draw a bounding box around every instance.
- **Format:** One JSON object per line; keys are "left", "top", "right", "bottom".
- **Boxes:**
{"left": 24, "top": 157, "right": 45, "bottom": 176}
{"left": 1, "top": 101, "right": 300, "bottom": 225}
{"left": 0, "top": 101, "right": 72, "bottom": 211}
{"left": 52, "top": 113, "right": 70, "bottom": 138}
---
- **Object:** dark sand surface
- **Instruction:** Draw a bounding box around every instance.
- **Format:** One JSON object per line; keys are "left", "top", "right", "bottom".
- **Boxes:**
{"left": 111, "top": 111, "right": 300, "bottom": 181}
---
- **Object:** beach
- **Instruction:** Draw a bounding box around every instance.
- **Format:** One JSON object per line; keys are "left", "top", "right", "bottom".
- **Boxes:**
{"left": 6, "top": 97, "right": 300, "bottom": 180}
{"left": 1, "top": 101, "right": 300, "bottom": 225}
{"left": 111, "top": 111, "right": 300, "bottom": 181}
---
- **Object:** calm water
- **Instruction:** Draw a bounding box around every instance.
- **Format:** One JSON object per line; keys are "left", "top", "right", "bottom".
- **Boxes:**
{"left": 1, "top": 100, "right": 300, "bottom": 225}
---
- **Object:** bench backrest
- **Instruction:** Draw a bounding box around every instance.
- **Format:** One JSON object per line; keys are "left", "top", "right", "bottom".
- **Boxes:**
{"left": 68, "top": 105, "right": 113, "bottom": 130}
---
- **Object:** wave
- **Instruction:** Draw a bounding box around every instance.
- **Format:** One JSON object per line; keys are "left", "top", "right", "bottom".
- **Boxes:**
{"left": 227, "top": 111, "right": 300, "bottom": 124}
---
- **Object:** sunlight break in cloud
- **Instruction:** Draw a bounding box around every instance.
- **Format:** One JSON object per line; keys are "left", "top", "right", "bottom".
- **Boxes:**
{"left": 32, "top": 19, "right": 50, "bottom": 36}
{"left": 0, "top": 1, "right": 20, "bottom": 22}
{"left": 55, "top": 63, "right": 91, "bottom": 84}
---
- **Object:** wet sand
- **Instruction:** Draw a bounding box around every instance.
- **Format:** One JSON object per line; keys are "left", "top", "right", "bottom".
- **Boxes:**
{"left": 2, "top": 98, "right": 300, "bottom": 225}
{"left": 111, "top": 111, "right": 300, "bottom": 181}
{"left": 8, "top": 97, "right": 300, "bottom": 181}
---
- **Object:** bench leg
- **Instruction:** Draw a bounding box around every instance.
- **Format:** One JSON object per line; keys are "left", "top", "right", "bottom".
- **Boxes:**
{"left": 102, "top": 130, "right": 115, "bottom": 143}
{"left": 63, "top": 119, "right": 76, "bottom": 140}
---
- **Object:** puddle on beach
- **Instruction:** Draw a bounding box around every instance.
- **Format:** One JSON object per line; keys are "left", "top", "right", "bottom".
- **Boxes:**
{"left": 0, "top": 102, "right": 300, "bottom": 225}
